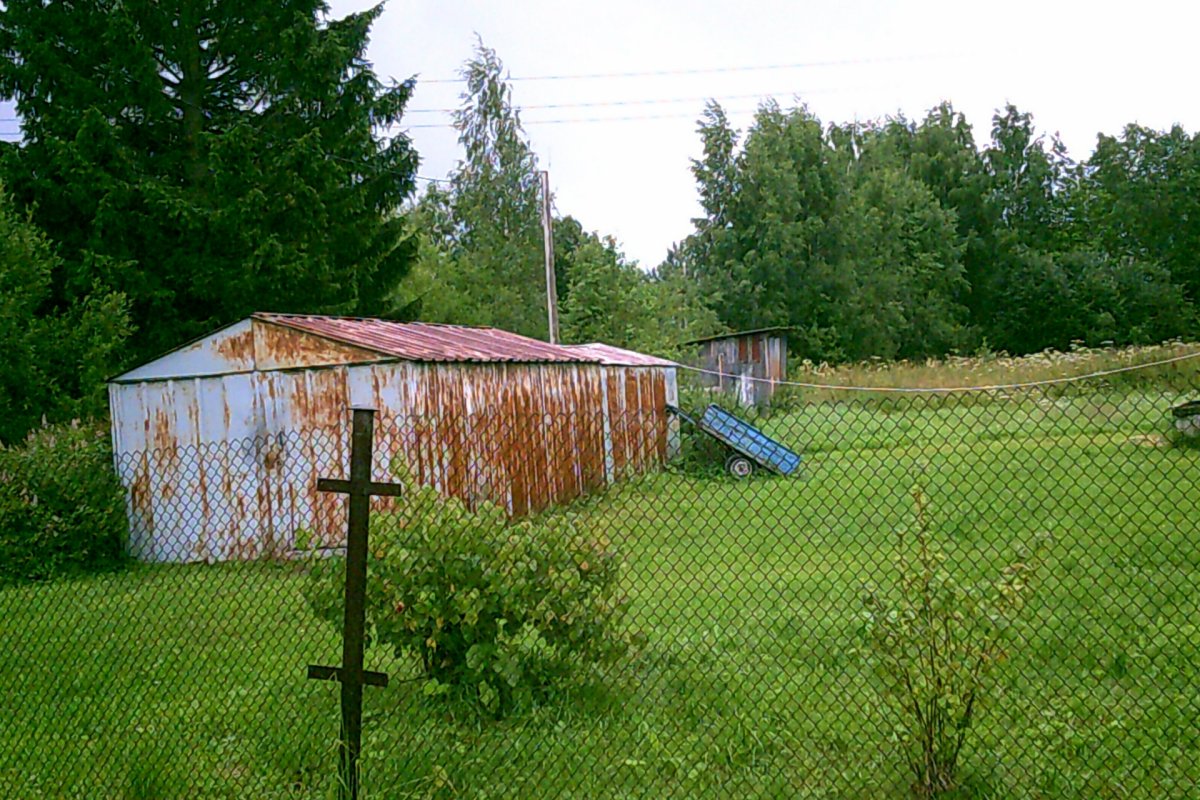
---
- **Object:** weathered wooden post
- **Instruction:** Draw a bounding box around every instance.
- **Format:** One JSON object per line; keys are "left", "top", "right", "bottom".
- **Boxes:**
{"left": 307, "top": 408, "right": 401, "bottom": 800}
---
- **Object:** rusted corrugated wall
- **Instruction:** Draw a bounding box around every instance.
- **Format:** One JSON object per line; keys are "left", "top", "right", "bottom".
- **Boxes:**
{"left": 110, "top": 358, "right": 676, "bottom": 562}
{"left": 694, "top": 333, "right": 786, "bottom": 406}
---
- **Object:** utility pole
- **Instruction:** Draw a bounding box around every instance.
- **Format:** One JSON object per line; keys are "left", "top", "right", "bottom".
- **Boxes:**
{"left": 539, "top": 169, "right": 560, "bottom": 344}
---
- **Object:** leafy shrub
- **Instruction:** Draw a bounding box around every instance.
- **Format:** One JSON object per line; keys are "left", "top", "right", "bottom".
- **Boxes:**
{"left": 667, "top": 388, "right": 724, "bottom": 476}
{"left": 1167, "top": 400, "right": 1200, "bottom": 449}
{"left": 0, "top": 420, "right": 128, "bottom": 583}
{"left": 861, "top": 485, "right": 1046, "bottom": 797}
{"left": 1, "top": 187, "right": 131, "bottom": 445}
{"left": 671, "top": 420, "right": 728, "bottom": 477}
{"left": 305, "top": 480, "right": 634, "bottom": 715}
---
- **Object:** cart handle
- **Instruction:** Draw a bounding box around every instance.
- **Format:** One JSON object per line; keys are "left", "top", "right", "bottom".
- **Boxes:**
{"left": 666, "top": 404, "right": 699, "bottom": 428}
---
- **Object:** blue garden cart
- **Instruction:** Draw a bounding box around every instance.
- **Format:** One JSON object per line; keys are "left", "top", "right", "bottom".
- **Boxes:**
{"left": 668, "top": 403, "right": 803, "bottom": 478}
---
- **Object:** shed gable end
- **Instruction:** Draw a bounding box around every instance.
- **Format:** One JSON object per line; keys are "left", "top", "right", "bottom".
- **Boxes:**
{"left": 251, "top": 318, "right": 390, "bottom": 371}
{"left": 113, "top": 319, "right": 257, "bottom": 383}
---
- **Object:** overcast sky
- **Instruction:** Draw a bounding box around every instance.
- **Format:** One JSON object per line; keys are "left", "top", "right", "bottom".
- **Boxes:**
{"left": 335, "top": 0, "right": 1199, "bottom": 268}
{"left": 5, "top": 1, "right": 1198, "bottom": 269}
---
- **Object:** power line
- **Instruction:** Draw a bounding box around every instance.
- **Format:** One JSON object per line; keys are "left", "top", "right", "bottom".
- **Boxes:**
{"left": 318, "top": 151, "right": 450, "bottom": 184}
{"left": 401, "top": 105, "right": 770, "bottom": 129}
{"left": 2, "top": 82, "right": 889, "bottom": 135}
{"left": 406, "top": 84, "right": 896, "bottom": 114}
{"left": 420, "top": 53, "right": 956, "bottom": 84}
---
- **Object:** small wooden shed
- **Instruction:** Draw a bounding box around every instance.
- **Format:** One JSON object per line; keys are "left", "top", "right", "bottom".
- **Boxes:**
{"left": 684, "top": 328, "right": 788, "bottom": 407}
{"left": 108, "top": 314, "right": 677, "bottom": 563}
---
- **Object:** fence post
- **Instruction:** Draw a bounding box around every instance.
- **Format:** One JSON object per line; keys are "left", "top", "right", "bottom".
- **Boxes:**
{"left": 307, "top": 408, "right": 402, "bottom": 799}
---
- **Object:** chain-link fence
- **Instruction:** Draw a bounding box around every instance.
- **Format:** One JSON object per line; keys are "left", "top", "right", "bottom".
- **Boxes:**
{"left": 2, "top": 373, "right": 1198, "bottom": 798}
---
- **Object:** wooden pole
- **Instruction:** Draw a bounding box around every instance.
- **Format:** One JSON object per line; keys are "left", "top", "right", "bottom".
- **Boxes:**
{"left": 540, "top": 169, "right": 560, "bottom": 344}
{"left": 338, "top": 409, "right": 371, "bottom": 798}
{"left": 308, "top": 408, "right": 401, "bottom": 800}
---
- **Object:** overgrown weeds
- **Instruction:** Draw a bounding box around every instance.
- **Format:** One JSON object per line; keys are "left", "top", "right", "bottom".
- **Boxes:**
{"left": 862, "top": 485, "right": 1048, "bottom": 797}
{"left": 790, "top": 340, "right": 1199, "bottom": 397}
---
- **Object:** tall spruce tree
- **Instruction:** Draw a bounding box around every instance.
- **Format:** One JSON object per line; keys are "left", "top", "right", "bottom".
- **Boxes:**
{"left": 0, "top": 0, "right": 419, "bottom": 363}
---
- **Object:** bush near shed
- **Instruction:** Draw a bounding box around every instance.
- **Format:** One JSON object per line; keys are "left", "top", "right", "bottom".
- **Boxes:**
{"left": 305, "top": 480, "right": 634, "bottom": 715}
{"left": 0, "top": 421, "right": 128, "bottom": 583}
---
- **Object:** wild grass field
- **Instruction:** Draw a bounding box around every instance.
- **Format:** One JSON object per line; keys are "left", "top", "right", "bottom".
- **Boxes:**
{"left": 783, "top": 340, "right": 1200, "bottom": 393}
{"left": 1, "top": 384, "right": 1198, "bottom": 799}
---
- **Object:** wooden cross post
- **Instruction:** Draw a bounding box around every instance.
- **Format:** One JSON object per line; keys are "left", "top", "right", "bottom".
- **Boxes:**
{"left": 307, "top": 408, "right": 402, "bottom": 800}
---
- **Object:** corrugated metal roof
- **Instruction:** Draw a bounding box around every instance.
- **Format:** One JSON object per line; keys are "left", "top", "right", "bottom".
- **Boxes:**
{"left": 255, "top": 313, "right": 596, "bottom": 364}
{"left": 563, "top": 343, "right": 677, "bottom": 367}
{"left": 681, "top": 327, "right": 791, "bottom": 346}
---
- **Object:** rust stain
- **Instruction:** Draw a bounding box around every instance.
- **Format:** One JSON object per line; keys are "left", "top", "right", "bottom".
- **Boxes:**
{"left": 582, "top": 374, "right": 607, "bottom": 491}
{"left": 199, "top": 457, "right": 210, "bottom": 535}
{"left": 652, "top": 373, "right": 669, "bottom": 460}
{"left": 262, "top": 442, "right": 281, "bottom": 471}
{"left": 253, "top": 318, "right": 385, "bottom": 372}
{"left": 289, "top": 374, "right": 310, "bottom": 425}
{"left": 257, "top": 435, "right": 286, "bottom": 559}
{"left": 152, "top": 408, "right": 174, "bottom": 455}
{"left": 255, "top": 476, "right": 273, "bottom": 558}
{"left": 624, "top": 371, "right": 640, "bottom": 471}
{"left": 130, "top": 469, "right": 152, "bottom": 517}
{"left": 186, "top": 401, "right": 200, "bottom": 440}
{"left": 562, "top": 371, "right": 587, "bottom": 498}
{"left": 608, "top": 370, "right": 628, "bottom": 477}
{"left": 292, "top": 368, "right": 347, "bottom": 435}
{"left": 214, "top": 328, "right": 255, "bottom": 364}
{"left": 232, "top": 534, "right": 257, "bottom": 562}
{"left": 550, "top": 374, "right": 571, "bottom": 504}
{"left": 522, "top": 367, "right": 546, "bottom": 514}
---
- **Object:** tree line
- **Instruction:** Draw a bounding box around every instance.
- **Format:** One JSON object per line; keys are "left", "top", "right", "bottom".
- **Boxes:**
{"left": 673, "top": 101, "right": 1199, "bottom": 362}
{"left": 1, "top": 2, "right": 1197, "bottom": 445}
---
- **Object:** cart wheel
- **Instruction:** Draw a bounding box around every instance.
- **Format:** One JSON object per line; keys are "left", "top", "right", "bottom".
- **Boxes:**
{"left": 725, "top": 455, "right": 754, "bottom": 479}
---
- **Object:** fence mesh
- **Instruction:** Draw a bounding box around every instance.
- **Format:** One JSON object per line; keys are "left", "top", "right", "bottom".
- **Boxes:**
{"left": 2, "top": 373, "right": 1199, "bottom": 798}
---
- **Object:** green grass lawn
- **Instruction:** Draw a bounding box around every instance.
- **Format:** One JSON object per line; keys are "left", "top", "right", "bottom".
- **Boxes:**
{"left": 2, "top": 391, "right": 1198, "bottom": 798}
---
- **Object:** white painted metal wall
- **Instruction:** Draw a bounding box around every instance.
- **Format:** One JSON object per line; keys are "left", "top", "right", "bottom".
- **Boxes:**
{"left": 110, "top": 340, "right": 678, "bottom": 563}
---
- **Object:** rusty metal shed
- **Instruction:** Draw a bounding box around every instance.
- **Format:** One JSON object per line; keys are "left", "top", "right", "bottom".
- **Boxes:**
{"left": 108, "top": 314, "right": 678, "bottom": 563}
{"left": 684, "top": 327, "right": 789, "bottom": 407}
